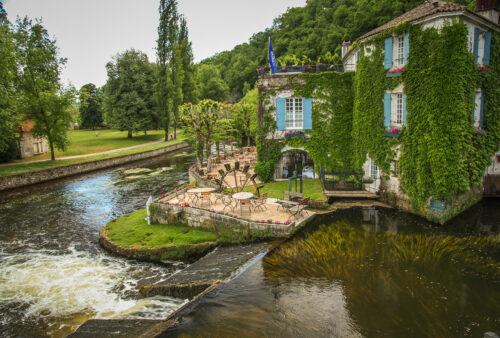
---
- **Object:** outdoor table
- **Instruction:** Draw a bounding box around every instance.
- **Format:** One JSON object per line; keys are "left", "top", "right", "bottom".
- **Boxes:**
{"left": 187, "top": 187, "right": 216, "bottom": 204}
{"left": 232, "top": 192, "right": 254, "bottom": 214}
{"left": 232, "top": 192, "right": 254, "bottom": 200}
{"left": 187, "top": 187, "right": 216, "bottom": 194}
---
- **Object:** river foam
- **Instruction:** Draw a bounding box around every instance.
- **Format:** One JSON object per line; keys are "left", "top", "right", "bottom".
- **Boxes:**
{"left": 0, "top": 246, "right": 186, "bottom": 335}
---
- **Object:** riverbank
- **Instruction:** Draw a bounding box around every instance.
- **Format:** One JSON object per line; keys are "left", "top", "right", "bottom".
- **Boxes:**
{"left": 0, "top": 141, "right": 190, "bottom": 192}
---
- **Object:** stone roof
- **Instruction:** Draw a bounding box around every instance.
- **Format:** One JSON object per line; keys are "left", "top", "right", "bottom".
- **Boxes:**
{"left": 357, "top": 0, "right": 497, "bottom": 41}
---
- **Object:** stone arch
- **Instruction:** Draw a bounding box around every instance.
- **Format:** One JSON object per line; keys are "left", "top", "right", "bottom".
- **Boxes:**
{"left": 275, "top": 147, "right": 315, "bottom": 180}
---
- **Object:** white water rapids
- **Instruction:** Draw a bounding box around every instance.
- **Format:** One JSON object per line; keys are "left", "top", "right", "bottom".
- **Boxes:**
{"left": 0, "top": 247, "right": 186, "bottom": 336}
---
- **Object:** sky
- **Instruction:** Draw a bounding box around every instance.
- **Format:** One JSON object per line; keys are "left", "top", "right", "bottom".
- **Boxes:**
{"left": 4, "top": 0, "right": 307, "bottom": 89}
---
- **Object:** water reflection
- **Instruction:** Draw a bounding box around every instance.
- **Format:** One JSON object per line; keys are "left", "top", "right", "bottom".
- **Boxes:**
{"left": 0, "top": 151, "right": 195, "bottom": 337}
{"left": 170, "top": 203, "right": 500, "bottom": 338}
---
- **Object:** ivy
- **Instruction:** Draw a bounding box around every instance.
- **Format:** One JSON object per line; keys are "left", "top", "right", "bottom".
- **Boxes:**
{"left": 293, "top": 72, "right": 356, "bottom": 171}
{"left": 399, "top": 22, "right": 498, "bottom": 211}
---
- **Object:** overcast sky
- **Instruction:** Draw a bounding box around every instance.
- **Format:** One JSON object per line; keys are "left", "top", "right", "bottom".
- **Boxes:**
{"left": 4, "top": 0, "right": 306, "bottom": 89}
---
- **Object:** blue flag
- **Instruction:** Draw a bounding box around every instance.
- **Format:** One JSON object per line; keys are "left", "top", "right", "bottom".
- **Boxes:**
{"left": 268, "top": 37, "right": 277, "bottom": 74}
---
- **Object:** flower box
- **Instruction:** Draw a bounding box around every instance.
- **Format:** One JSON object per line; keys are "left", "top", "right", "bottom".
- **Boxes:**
{"left": 386, "top": 67, "right": 404, "bottom": 77}
{"left": 285, "top": 131, "right": 305, "bottom": 139}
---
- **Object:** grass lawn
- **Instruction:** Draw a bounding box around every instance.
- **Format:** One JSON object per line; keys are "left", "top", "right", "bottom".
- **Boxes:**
{"left": 16, "top": 129, "right": 167, "bottom": 162}
{"left": 106, "top": 210, "right": 218, "bottom": 249}
{"left": 0, "top": 133, "right": 186, "bottom": 177}
{"left": 245, "top": 179, "right": 327, "bottom": 201}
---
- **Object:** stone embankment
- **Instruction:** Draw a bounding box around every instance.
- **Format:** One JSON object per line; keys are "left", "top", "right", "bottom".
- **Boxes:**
{"left": 70, "top": 243, "right": 269, "bottom": 337}
{"left": 0, "top": 142, "right": 189, "bottom": 192}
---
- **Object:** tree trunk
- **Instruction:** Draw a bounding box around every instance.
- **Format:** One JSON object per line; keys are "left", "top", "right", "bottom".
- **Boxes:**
{"left": 247, "top": 134, "right": 250, "bottom": 147}
{"left": 216, "top": 141, "right": 220, "bottom": 157}
{"left": 164, "top": 125, "right": 169, "bottom": 141}
{"left": 49, "top": 138, "right": 55, "bottom": 161}
{"left": 128, "top": 130, "right": 132, "bottom": 138}
{"left": 206, "top": 140, "right": 212, "bottom": 172}
{"left": 173, "top": 120, "right": 177, "bottom": 139}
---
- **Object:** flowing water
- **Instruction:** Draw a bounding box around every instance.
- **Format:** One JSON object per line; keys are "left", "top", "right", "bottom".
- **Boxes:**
{"left": 170, "top": 200, "right": 500, "bottom": 338}
{"left": 0, "top": 151, "right": 195, "bottom": 337}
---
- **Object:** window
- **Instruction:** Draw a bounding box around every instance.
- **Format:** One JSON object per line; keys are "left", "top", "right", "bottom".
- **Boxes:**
{"left": 285, "top": 98, "right": 303, "bottom": 129}
{"left": 396, "top": 94, "right": 403, "bottom": 124}
{"left": 396, "top": 36, "right": 405, "bottom": 66}
{"left": 473, "top": 89, "right": 483, "bottom": 128}
{"left": 392, "top": 161, "right": 398, "bottom": 177}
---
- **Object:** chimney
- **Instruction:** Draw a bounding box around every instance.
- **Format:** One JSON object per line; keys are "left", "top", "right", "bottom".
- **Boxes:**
{"left": 476, "top": 0, "right": 499, "bottom": 24}
{"left": 342, "top": 40, "right": 352, "bottom": 60}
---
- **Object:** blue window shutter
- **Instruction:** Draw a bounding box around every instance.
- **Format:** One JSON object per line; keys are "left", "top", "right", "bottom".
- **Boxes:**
{"left": 384, "top": 37, "right": 393, "bottom": 69}
{"left": 303, "top": 98, "right": 313, "bottom": 130}
{"left": 473, "top": 27, "right": 480, "bottom": 63}
{"left": 276, "top": 98, "right": 286, "bottom": 130}
{"left": 402, "top": 94, "right": 408, "bottom": 126}
{"left": 479, "top": 92, "right": 484, "bottom": 127}
{"left": 384, "top": 93, "right": 391, "bottom": 127}
{"left": 404, "top": 32, "right": 410, "bottom": 65}
{"left": 356, "top": 51, "right": 360, "bottom": 62}
{"left": 484, "top": 31, "right": 491, "bottom": 66}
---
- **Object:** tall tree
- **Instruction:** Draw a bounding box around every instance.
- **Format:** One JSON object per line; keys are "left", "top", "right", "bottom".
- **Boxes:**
{"left": 179, "top": 16, "right": 197, "bottom": 104}
{"left": 196, "top": 64, "right": 229, "bottom": 102}
{"left": 232, "top": 103, "right": 254, "bottom": 147}
{"left": 0, "top": 14, "right": 19, "bottom": 154}
{"left": 156, "top": 0, "right": 178, "bottom": 141}
{"left": 79, "top": 83, "right": 103, "bottom": 129}
{"left": 103, "top": 49, "right": 156, "bottom": 138}
{"left": 14, "top": 18, "right": 75, "bottom": 161}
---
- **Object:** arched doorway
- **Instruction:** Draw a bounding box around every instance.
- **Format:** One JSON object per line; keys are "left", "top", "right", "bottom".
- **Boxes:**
{"left": 275, "top": 148, "right": 315, "bottom": 180}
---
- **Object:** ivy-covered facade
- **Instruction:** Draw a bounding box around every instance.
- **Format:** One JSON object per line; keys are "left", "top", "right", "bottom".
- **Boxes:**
{"left": 258, "top": 1, "right": 499, "bottom": 222}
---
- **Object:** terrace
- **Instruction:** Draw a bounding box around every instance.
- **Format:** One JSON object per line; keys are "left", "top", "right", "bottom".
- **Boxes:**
{"left": 256, "top": 64, "right": 346, "bottom": 76}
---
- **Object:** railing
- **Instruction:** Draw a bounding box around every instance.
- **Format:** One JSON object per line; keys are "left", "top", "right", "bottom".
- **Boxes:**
{"left": 256, "top": 64, "right": 344, "bottom": 76}
{"left": 320, "top": 168, "right": 370, "bottom": 191}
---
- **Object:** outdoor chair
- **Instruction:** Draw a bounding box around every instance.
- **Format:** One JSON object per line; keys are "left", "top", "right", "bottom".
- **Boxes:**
{"left": 222, "top": 194, "right": 235, "bottom": 211}
{"left": 239, "top": 199, "right": 252, "bottom": 216}
{"left": 199, "top": 191, "right": 212, "bottom": 208}
{"left": 175, "top": 189, "right": 186, "bottom": 204}
{"left": 288, "top": 197, "right": 310, "bottom": 219}
{"left": 213, "top": 193, "right": 225, "bottom": 205}
{"left": 252, "top": 193, "right": 268, "bottom": 212}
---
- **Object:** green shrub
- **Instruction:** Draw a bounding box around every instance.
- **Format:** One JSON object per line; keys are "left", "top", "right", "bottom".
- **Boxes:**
{"left": 254, "top": 161, "right": 275, "bottom": 182}
{"left": 0, "top": 140, "right": 18, "bottom": 164}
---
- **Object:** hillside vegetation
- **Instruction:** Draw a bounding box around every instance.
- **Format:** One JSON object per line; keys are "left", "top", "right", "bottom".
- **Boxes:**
{"left": 201, "top": 0, "right": 475, "bottom": 100}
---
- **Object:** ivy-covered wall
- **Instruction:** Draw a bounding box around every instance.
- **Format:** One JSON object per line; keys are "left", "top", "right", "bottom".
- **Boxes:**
{"left": 354, "top": 20, "right": 499, "bottom": 216}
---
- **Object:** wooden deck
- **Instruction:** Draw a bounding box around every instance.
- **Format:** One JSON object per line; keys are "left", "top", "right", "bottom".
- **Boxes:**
{"left": 323, "top": 190, "right": 378, "bottom": 198}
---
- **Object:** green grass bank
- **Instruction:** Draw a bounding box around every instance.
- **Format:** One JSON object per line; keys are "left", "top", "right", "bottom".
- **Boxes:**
{"left": 0, "top": 132, "right": 185, "bottom": 177}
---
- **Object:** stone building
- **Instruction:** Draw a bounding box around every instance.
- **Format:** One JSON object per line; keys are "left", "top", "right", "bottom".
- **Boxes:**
{"left": 19, "top": 121, "right": 48, "bottom": 159}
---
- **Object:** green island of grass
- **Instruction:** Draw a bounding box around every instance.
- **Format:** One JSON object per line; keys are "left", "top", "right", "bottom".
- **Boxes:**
{"left": 101, "top": 209, "right": 280, "bottom": 262}
{"left": 102, "top": 209, "right": 219, "bottom": 261}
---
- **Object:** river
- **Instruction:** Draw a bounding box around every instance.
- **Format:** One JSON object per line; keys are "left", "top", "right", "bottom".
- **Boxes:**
{"left": 0, "top": 151, "right": 196, "bottom": 337}
{"left": 169, "top": 200, "right": 500, "bottom": 337}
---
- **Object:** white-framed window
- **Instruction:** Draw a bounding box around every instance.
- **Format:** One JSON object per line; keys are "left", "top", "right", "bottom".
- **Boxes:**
{"left": 393, "top": 35, "right": 405, "bottom": 67}
{"left": 396, "top": 94, "right": 403, "bottom": 124}
{"left": 285, "top": 98, "right": 303, "bottom": 129}
{"left": 473, "top": 89, "right": 483, "bottom": 127}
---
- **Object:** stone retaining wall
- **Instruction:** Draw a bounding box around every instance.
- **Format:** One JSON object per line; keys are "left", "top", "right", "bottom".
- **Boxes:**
{"left": 0, "top": 142, "right": 190, "bottom": 192}
{"left": 150, "top": 200, "right": 295, "bottom": 237}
